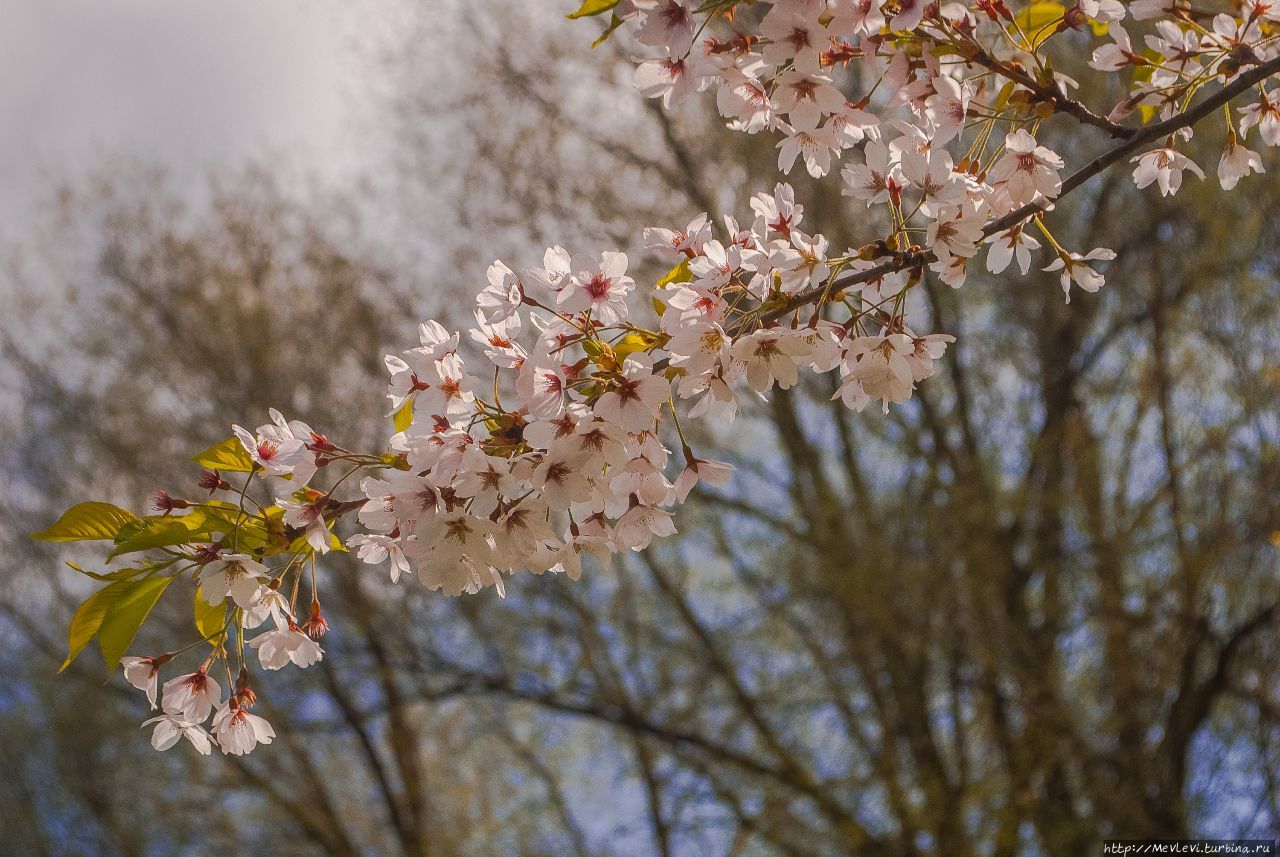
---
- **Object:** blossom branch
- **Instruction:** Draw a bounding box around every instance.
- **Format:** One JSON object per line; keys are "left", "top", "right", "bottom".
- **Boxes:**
{"left": 765, "top": 53, "right": 1280, "bottom": 327}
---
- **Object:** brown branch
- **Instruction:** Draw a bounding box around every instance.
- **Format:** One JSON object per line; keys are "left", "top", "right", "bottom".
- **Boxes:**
{"left": 963, "top": 45, "right": 1135, "bottom": 140}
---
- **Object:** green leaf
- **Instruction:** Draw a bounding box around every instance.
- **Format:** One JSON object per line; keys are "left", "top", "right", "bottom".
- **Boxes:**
{"left": 591, "top": 12, "right": 625, "bottom": 46}
{"left": 60, "top": 583, "right": 129, "bottom": 672}
{"left": 108, "top": 513, "right": 213, "bottom": 560}
{"left": 193, "top": 587, "right": 227, "bottom": 641}
{"left": 192, "top": 437, "right": 255, "bottom": 473}
{"left": 97, "top": 577, "right": 174, "bottom": 669}
{"left": 615, "top": 331, "right": 657, "bottom": 360}
{"left": 66, "top": 561, "right": 147, "bottom": 583}
{"left": 1011, "top": 1, "right": 1065, "bottom": 45}
{"left": 394, "top": 400, "right": 414, "bottom": 433}
{"left": 567, "top": 0, "right": 618, "bottom": 18}
{"left": 32, "top": 502, "right": 138, "bottom": 543}
{"left": 657, "top": 259, "right": 693, "bottom": 288}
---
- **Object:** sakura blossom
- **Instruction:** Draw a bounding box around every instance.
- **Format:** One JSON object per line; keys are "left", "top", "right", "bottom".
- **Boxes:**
{"left": 142, "top": 715, "right": 212, "bottom": 755}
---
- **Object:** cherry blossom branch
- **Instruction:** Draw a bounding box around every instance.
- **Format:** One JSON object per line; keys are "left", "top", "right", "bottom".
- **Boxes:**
{"left": 961, "top": 44, "right": 1137, "bottom": 140}
{"left": 36, "top": 0, "right": 1280, "bottom": 762}
{"left": 763, "top": 54, "right": 1280, "bottom": 327}
{"left": 988, "top": 53, "right": 1280, "bottom": 233}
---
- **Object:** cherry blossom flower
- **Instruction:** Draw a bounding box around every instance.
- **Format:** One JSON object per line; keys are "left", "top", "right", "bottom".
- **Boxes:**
{"left": 927, "top": 202, "right": 985, "bottom": 270}
{"left": 247, "top": 624, "right": 324, "bottom": 671}
{"left": 241, "top": 584, "right": 292, "bottom": 631}
{"left": 279, "top": 494, "right": 334, "bottom": 554}
{"left": 1131, "top": 147, "right": 1205, "bottom": 196}
{"left": 985, "top": 227, "right": 1042, "bottom": 275}
{"left": 142, "top": 715, "right": 212, "bottom": 755}
{"left": 644, "top": 213, "right": 712, "bottom": 259}
{"left": 635, "top": 0, "right": 696, "bottom": 56}
{"left": 842, "top": 140, "right": 904, "bottom": 206}
{"left": 161, "top": 669, "right": 221, "bottom": 722}
{"left": 760, "top": 6, "right": 824, "bottom": 71}
{"left": 348, "top": 533, "right": 413, "bottom": 582}
{"left": 901, "top": 147, "right": 963, "bottom": 213}
{"left": 925, "top": 75, "right": 970, "bottom": 144}
{"left": 750, "top": 183, "right": 804, "bottom": 236}
{"left": 121, "top": 656, "right": 164, "bottom": 708}
{"left": 211, "top": 702, "right": 275, "bottom": 756}
{"left": 199, "top": 553, "right": 268, "bottom": 609}
{"left": 1044, "top": 248, "right": 1117, "bottom": 302}
{"left": 478, "top": 261, "right": 524, "bottom": 323}
{"left": 232, "top": 410, "right": 309, "bottom": 478}
{"left": 454, "top": 448, "right": 520, "bottom": 517}
{"left": 831, "top": 0, "right": 887, "bottom": 35}
{"left": 842, "top": 334, "right": 916, "bottom": 412}
{"left": 988, "top": 130, "right": 1065, "bottom": 205}
{"left": 1091, "top": 25, "right": 1139, "bottom": 70}
{"left": 593, "top": 355, "right": 669, "bottom": 433}
{"left": 470, "top": 309, "right": 525, "bottom": 369}
{"left": 412, "top": 512, "right": 498, "bottom": 596}
{"left": 634, "top": 56, "right": 700, "bottom": 108}
{"left": 772, "top": 70, "right": 847, "bottom": 130}
{"left": 1218, "top": 136, "right": 1265, "bottom": 189}
{"left": 517, "top": 356, "right": 568, "bottom": 418}
{"left": 771, "top": 230, "right": 831, "bottom": 293}
{"left": 892, "top": 0, "right": 929, "bottom": 31}
{"left": 678, "top": 363, "right": 740, "bottom": 422}
{"left": 530, "top": 451, "right": 595, "bottom": 510}
{"left": 730, "top": 329, "right": 810, "bottom": 393}
{"left": 523, "top": 245, "right": 573, "bottom": 298}
{"left": 903, "top": 330, "right": 958, "bottom": 381}
{"left": 673, "top": 455, "right": 734, "bottom": 502}
{"left": 615, "top": 502, "right": 677, "bottom": 551}
{"left": 558, "top": 251, "right": 635, "bottom": 324}
{"left": 777, "top": 117, "right": 840, "bottom": 177}
{"left": 666, "top": 321, "right": 731, "bottom": 376}
{"left": 1239, "top": 91, "right": 1280, "bottom": 146}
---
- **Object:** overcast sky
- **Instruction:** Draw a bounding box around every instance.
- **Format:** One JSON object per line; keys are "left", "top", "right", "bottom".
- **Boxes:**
{"left": 0, "top": 0, "right": 368, "bottom": 237}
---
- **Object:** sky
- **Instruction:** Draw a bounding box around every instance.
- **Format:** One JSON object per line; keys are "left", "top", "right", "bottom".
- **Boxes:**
{"left": 0, "top": 0, "right": 368, "bottom": 239}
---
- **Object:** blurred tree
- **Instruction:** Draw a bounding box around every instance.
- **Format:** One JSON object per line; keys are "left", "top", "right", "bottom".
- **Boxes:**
{"left": 2, "top": 2, "right": 1279, "bottom": 856}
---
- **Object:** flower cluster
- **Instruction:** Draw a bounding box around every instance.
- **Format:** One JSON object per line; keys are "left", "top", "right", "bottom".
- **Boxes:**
{"left": 610, "top": 0, "right": 1279, "bottom": 291}
{"left": 38, "top": 0, "right": 1280, "bottom": 757}
{"left": 348, "top": 181, "right": 959, "bottom": 595}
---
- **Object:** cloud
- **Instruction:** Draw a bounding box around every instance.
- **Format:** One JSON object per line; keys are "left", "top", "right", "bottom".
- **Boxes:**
{"left": 0, "top": 0, "right": 361, "bottom": 232}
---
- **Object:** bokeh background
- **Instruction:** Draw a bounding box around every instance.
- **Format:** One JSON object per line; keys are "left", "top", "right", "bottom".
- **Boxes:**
{"left": 3, "top": 1, "right": 1280, "bottom": 855}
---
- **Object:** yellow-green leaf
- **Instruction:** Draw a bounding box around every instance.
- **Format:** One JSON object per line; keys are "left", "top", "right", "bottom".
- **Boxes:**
{"left": 1011, "top": 1, "right": 1065, "bottom": 46}
{"left": 98, "top": 577, "right": 174, "bottom": 669}
{"left": 109, "top": 513, "right": 213, "bottom": 560}
{"left": 568, "top": 0, "right": 618, "bottom": 18}
{"left": 193, "top": 587, "right": 227, "bottom": 641}
{"left": 615, "top": 331, "right": 657, "bottom": 360}
{"left": 60, "top": 583, "right": 129, "bottom": 672}
{"left": 394, "top": 400, "right": 414, "bottom": 433}
{"left": 657, "top": 258, "right": 693, "bottom": 288}
{"left": 32, "top": 502, "right": 137, "bottom": 543}
{"left": 192, "top": 437, "right": 255, "bottom": 473}
{"left": 66, "top": 561, "right": 146, "bottom": 582}
{"left": 591, "top": 12, "right": 625, "bottom": 46}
